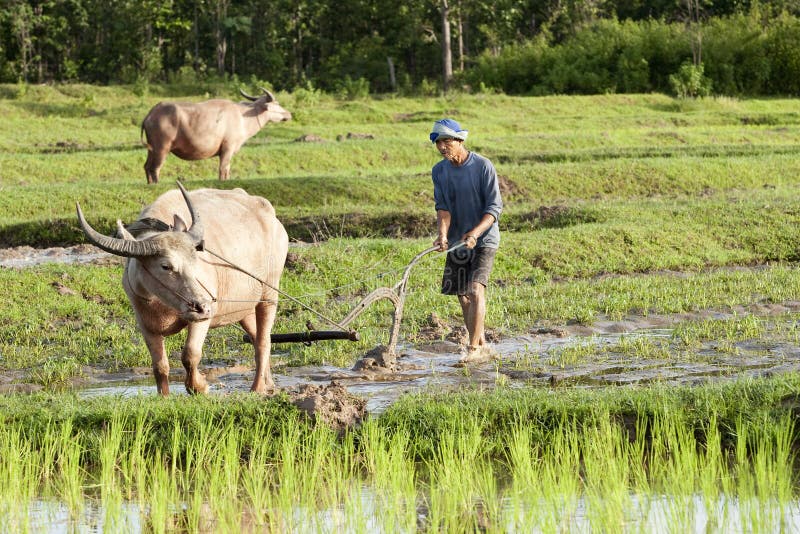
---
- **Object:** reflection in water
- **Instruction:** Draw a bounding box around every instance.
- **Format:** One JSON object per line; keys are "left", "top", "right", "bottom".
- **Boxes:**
{"left": 23, "top": 491, "right": 800, "bottom": 533}
{"left": 76, "top": 322, "right": 800, "bottom": 415}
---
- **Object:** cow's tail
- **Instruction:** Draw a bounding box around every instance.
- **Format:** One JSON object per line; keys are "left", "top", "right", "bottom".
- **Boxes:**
{"left": 140, "top": 117, "right": 152, "bottom": 150}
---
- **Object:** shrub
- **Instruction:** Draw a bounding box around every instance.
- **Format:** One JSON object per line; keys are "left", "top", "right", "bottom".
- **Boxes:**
{"left": 764, "top": 13, "right": 800, "bottom": 95}
{"left": 336, "top": 75, "right": 370, "bottom": 100}
{"left": 669, "top": 61, "right": 712, "bottom": 98}
{"left": 702, "top": 13, "right": 769, "bottom": 96}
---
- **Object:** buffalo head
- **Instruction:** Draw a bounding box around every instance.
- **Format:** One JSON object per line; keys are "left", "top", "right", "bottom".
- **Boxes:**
{"left": 76, "top": 182, "right": 213, "bottom": 322}
{"left": 239, "top": 87, "right": 292, "bottom": 123}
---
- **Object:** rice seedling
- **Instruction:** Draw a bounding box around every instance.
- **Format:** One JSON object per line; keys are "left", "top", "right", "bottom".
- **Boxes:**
{"left": 4, "top": 86, "right": 800, "bottom": 530}
{"left": 0, "top": 379, "right": 795, "bottom": 530}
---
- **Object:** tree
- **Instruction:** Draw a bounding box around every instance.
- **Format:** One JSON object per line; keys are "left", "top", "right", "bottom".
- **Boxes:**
{"left": 441, "top": 0, "right": 453, "bottom": 91}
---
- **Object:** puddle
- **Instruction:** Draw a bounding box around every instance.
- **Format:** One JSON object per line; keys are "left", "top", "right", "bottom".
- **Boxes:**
{"left": 66, "top": 313, "right": 800, "bottom": 416}
{"left": 7, "top": 245, "right": 800, "bottom": 414}
{"left": 21, "top": 488, "right": 800, "bottom": 533}
{"left": 0, "top": 244, "right": 115, "bottom": 268}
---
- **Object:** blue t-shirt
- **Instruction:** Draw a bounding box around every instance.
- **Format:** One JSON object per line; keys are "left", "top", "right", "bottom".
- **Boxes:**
{"left": 432, "top": 151, "right": 503, "bottom": 249}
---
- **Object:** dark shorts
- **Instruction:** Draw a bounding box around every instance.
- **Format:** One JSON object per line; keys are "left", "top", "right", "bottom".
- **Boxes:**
{"left": 441, "top": 247, "right": 497, "bottom": 296}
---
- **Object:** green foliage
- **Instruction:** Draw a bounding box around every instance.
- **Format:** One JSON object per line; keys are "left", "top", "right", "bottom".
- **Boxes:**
{"left": 669, "top": 61, "right": 713, "bottom": 98}
{"left": 703, "top": 13, "right": 770, "bottom": 95}
{"left": 1, "top": 1, "right": 799, "bottom": 96}
{"left": 764, "top": 13, "right": 800, "bottom": 95}
{"left": 335, "top": 75, "right": 371, "bottom": 100}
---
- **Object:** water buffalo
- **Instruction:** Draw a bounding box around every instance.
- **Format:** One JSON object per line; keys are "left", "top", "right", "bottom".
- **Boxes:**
{"left": 141, "top": 88, "right": 292, "bottom": 184}
{"left": 76, "top": 183, "right": 289, "bottom": 395}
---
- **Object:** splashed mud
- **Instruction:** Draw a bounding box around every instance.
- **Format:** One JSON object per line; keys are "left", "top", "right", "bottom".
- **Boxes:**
{"left": 5, "top": 246, "right": 800, "bottom": 421}
{"left": 63, "top": 307, "right": 800, "bottom": 418}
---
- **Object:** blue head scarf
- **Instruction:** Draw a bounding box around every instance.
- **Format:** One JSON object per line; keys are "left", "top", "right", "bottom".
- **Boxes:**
{"left": 429, "top": 118, "right": 468, "bottom": 143}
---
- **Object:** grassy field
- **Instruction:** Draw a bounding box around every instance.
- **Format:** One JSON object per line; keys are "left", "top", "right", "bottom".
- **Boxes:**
{"left": 0, "top": 378, "right": 798, "bottom": 532}
{"left": 2, "top": 83, "right": 800, "bottom": 530}
{"left": 3, "top": 83, "right": 800, "bottom": 371}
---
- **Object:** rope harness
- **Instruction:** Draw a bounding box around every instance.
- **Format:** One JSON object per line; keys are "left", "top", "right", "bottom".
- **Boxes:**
{"left": 127, "top": 218, "right": 466, "bottom": 351}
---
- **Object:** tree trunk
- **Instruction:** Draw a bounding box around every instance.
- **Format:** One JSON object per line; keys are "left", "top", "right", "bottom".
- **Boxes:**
{"left": 387, "top": 56, "right": 397, "bottom": 92}
{"left": 441, "top": 0, "right": 453, "bottom": 92}
{"left": 193, "top": 4, "right": 200, "bottom": 73}
{"left": 215, "top": 0, "right": 230, "bottom": 75}
{"left": 457, "top": 4, "right": 464, "bottom": 72}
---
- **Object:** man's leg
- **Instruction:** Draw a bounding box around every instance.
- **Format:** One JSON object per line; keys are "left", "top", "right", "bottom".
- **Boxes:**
{"left": 458, "top": 281, "right": 486, "bottom": 349}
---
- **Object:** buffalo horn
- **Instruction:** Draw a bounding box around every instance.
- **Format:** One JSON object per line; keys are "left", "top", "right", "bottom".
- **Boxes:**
{"left": 76, "top": 203, "right": 161, "bottom": 257}
{"left": 176, "top": 181, "right": 204, "bottom": 248}
{"left": 238, "top": 87, "right": 258, "bottom": 101}
{"left": 259, "top": 87, "right": 276, "bottom": 102}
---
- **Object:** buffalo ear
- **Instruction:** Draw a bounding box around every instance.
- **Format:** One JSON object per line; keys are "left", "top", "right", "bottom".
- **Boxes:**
{"left": 116, "top": 220, "right": 136, "bottom": 240}
{"left": 173, "top": 214, "right": 188, "bottom": 232}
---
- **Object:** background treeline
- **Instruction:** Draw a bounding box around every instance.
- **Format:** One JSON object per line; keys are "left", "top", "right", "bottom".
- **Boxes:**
{"left": 2, "top": 0, "right": 800, "bottom": 96}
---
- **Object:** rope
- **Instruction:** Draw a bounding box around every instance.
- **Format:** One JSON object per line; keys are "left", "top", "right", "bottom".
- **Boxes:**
{"left": 290, "top": 240, "right": 465, "bottom": 300}
{"left": 204, "top": 247, "right": 347, "bottom": 331}
{"left": 203, "top": 240, "right": 466, "bottom": 332}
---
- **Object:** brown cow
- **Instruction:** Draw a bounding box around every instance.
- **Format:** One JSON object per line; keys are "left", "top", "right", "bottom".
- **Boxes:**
{"left": 76, "top": 183, "right": 289, "bottom": 395}
{"left": 141, "top": 88, "right": 292, "bottom": 184}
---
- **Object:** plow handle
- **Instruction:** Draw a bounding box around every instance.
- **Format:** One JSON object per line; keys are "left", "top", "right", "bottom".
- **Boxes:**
{"left": 270, "top": 330, "right": 360, "bottom": 344}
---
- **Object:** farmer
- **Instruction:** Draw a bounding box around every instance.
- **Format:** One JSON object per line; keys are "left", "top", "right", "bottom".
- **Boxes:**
{"left": 430, "top": 118, "right": 503, "bottom": 364}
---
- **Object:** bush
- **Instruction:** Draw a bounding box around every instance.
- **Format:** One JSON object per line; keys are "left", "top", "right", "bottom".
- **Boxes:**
{"left": 336, "top": 75, "right": 370, "bottom": 100}
{"left": 764, "top": 13, "right": 800, "bottom": 95}
{"left": 702, "top": 13, "right": 769, "bottom": 96}
{"left": 669, "top": 61, "right": 712, "bottom": 98}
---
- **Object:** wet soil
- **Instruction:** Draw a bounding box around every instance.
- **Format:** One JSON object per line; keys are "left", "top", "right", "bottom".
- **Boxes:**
{"left": 5, "top": 246, "right": 800, "bottom": 429}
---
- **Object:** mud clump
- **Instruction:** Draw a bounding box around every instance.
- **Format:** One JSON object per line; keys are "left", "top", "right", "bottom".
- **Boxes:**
{"left": 352, "top": 345, "right": 398, "bottom": 373}
{"left": 415, "top": 312, "right": 449, "bottom": 341}
{"left": 294, "top": 133, "right": 325, "bottom": 143}
{"left": 336, "top": 132, "right": 375, "bottom": 141}
{"left": 288, "top": 383, "right": 366, "bottom": 434}
{"left": 284, "top": 251, "right": 318, "bottom": 273}
{"left": 497, "top": 175, "right": 523, "bottom": 199}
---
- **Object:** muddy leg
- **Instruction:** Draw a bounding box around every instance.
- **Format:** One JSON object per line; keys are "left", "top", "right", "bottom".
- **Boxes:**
{"left": 248, "top": 301, "right": 278, "bottom": 394}
{"left": 144, "top": 148, "right": 168, "bottom": 184}
{"left": 182, "top": 322, "right": 210, "bottom": 394}
{"left": 143, "top": 332, "right": 170, "bottom": 395}
{"left": 458, "top": 282, "right": 486, "bottom": 349}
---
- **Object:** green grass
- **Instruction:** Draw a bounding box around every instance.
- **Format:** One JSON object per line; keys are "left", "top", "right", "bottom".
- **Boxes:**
{"left": 0, "top": 378, "right": 798, "bottom": 531}
{"left": 5, "top": 246, "right": 800, "bottom": 382}
{"left": 3, "top": 84, "right": 800, "bottom": 528}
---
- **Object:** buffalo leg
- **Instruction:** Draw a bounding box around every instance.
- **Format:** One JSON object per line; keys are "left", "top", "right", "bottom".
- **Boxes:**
{"left": 143, "top": 332, "right": 170, "bottom": 396}
{"left": 182, "top": 321, "right": 211, "bottom": 394}
{"left": 246, "top": 301, "right": 277, "bottom": 394}
{"left": 218, "top": 149, "right": 234, "bottom": 181}
{"left": 144, "top": 148, "right": 168, "bottom": 184}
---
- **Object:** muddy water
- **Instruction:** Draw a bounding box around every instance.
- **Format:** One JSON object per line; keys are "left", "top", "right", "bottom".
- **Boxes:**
{"left": 0, "top": 244, "right": 114, "bottom": 268}
{"left": 6, "top": 245, "right": 800, "bottom": 413}
{"left": 74, "top": 317, "right": 800, "bottom": 414}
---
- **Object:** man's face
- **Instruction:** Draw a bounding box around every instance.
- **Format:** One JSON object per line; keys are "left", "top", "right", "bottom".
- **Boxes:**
{"left": 435, "top": 137, "right": 463, "bottom": 161}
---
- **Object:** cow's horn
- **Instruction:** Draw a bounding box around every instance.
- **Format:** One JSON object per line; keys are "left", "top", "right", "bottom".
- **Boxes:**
{"left": 176, "top": 181, "right": 204, "bottom": 248}
{"left": 76, "top": 203, "right": 161, "bottom": 257}
{"left": 259, "top": 87, "right": 275, "bottom": 102}
{"left": 238, "top": 87, "right": 258, "bottom": 101}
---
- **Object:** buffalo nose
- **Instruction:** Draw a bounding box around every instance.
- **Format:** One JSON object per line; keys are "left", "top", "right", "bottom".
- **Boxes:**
{"left": 191, "top": 301, "right": 212, "bottom": 315}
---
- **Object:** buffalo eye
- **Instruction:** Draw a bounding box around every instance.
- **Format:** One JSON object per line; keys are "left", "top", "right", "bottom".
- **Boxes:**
{"left": 160, "top": 263, "right": 173, "bottom": 272}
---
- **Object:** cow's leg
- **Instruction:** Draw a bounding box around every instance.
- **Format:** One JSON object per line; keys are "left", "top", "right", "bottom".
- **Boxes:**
{"left": 142, "top": 332, "right": 170, "bottom": 395}
{"left": 218, "top": 149, "right": 233, "bottom": 181}
{"left": 144, "top": 148, "right": 169, "bottom": 184}
{"left": 248, "top": 301, "right": 278, "bottom": 394}
{"left": 182, "top": 322, "right": 211, "bottom": 394}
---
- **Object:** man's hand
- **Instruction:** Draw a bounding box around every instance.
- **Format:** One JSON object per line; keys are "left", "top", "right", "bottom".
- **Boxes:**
{"left": 462, "top": 234, "right": 478, "bottom": 249}
{"left": 434, "top": 235, "right": 449, "bottom": 252}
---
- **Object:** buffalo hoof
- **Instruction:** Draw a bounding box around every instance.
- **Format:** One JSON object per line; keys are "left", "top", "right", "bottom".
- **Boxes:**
{"left": 185, "top": 379, "right": 210, "bottom": 395}
{"left": 251, "top": 382, "right": 277, "bottom": 395}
